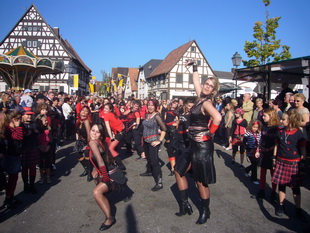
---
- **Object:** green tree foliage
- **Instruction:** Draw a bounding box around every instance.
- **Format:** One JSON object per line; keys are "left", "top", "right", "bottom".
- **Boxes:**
{"left": 98, "top": 70, "right": 110, "bottom": 96}
{"left": 243, "top": 0, "right": 291, "bottom": 67}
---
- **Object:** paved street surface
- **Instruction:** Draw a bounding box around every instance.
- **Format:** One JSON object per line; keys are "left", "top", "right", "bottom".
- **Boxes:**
{"left": 1, "top": 140, "right": 310, "bottom": 233}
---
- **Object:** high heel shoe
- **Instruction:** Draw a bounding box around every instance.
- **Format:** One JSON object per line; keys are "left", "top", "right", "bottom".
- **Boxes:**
{"left": 175, "top": 202, "right": 193, "bottom": 216}
{"left": 99, "top": 217, "right": 116, "bottom": 231}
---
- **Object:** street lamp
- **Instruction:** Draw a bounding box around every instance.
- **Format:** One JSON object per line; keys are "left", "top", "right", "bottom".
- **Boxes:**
{"left": 231, "top": 52, "right": 242, "bottom": 98}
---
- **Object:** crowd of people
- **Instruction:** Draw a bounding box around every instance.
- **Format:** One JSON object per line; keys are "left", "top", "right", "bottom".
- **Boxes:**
{"left": 0, "top": 73, "right": 309, "bottom": 229}
{"left": 215, "top": 84, "right": 309, "bottom": 220}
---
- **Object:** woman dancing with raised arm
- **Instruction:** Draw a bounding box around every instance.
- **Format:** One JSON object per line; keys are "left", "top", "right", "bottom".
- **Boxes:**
{"left": 174, "top": 60, "right": 221, "bottom": 224}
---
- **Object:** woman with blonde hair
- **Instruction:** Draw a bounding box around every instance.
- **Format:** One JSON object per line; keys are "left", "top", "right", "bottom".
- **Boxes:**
{"left": 272, "top": 110, "right": 306, "bottom": 220}
{"left": 252, "top": 98, "right": 264, "bottom": 122}
{"left": 231, "top": 98, "right": 239, "bottom": 109}
{"left": 0, "top": 92, "right": 10, "bottom": 113}
{"left": 293, "top": 93, "right": 309, "bottom": 140}
{"left": 174, "top": 61, "right": 221, "bottom": 224}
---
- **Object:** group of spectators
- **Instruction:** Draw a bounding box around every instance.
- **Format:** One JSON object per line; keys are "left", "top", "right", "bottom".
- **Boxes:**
{"left": 0, "top": 89, "right": 79, "bottom": 208}
{"left": 213, "top": 83, "right": 309, "bottom": 220}
{"left": 0, "top": 79, "right": 308, "bottom": 226}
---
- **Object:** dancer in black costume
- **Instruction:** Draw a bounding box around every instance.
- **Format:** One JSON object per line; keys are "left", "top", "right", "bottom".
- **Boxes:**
{"left": 174, "top": 60, "right": 221, "bottom": 224}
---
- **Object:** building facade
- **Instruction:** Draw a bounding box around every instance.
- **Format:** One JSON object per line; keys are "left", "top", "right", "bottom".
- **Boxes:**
{"left": 0, "top": 4, "right": 91, "bottom": 94}
{"left": 137, "top": 59, "right": 163, "bottom": 100}
{"left": 147, "top": 40, "right": 217, "bottom": 100}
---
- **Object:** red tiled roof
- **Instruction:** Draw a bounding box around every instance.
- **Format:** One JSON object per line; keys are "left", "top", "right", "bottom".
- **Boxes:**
{"left": 148, "top": 40, "right": 195, "bottom": 78}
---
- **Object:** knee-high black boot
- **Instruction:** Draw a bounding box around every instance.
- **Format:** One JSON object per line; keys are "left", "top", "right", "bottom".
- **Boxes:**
{"left": 86, "top": 158, "right": 93, "bottom": 182}
{"left": 175, "top": 189, "right": 193, "bottom": 216}
{"left": 29, "top": 175, "right": 37, "bottom": 194}
{"left": 196, "top": 198, "right": 210, "bottom": 224}
{"left": 79, "top": 158, "right": 88, "bottom": 177}
{"left": 22, "top": 175, "right": 30, "bottom": 193}
{"left": 114, "top": 155, "right": 126, "bottom": 171}
{"left": 151, "top": 173, "right": 163, "bottom": 191}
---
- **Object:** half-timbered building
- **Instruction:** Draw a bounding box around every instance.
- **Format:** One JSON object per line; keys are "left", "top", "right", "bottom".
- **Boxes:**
{"left": 0, "top": 4, "right": 91, "bottom": 94}
{"left": 147, "top": 40, "right": 216, "bottom": 100}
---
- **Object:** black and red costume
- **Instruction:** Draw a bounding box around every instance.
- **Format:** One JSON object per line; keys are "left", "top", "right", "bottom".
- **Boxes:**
{"left": 175, "top": 98, "right": 216, "bottom": 186}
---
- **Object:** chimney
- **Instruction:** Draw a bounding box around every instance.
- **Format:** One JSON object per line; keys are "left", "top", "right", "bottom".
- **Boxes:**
{"left": 53, "top": 27, "right": 60, "bottom": 38}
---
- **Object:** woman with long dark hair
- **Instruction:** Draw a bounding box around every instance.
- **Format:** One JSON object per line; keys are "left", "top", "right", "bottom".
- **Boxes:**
{"left": 174, "top": 61, "right": 221, "bottom": 224}
{"left": 89, "top": 123, "right": 128, "bottom": 231}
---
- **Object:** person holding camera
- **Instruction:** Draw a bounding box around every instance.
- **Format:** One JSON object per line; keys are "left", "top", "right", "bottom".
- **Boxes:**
{"left": 174, "top": 60, "right": 221, "bottom": 224}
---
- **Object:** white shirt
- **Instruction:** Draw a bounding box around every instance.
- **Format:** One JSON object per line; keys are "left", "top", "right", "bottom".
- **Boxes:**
{"left": 62, "top": 103, "right": 73, "bottom": 120}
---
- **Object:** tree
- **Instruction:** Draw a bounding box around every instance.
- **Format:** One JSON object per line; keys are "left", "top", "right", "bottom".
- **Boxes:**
{"left": 98, "top": 70, "right": 110, "bottom": 96}
{"left": 243, "top": 0, "right": 291, "bottom": 67}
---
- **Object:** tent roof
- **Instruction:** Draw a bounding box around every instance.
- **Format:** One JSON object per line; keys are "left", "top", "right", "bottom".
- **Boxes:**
{"left": 5, "top": 46, "right": 38, "bottom": 59}
{"left": 234, "top": 56, "right": 310, "bottom": 84}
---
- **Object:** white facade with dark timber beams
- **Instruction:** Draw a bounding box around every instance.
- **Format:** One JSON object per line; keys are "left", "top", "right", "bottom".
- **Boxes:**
{"left": 137, "top": 59, "right": 162, "bottom": 100}
{"left": 147, "top": 40, "right": 216, "bottom": 100}
{"left": 0, "top": 4, "right": 91, "bottom": 94}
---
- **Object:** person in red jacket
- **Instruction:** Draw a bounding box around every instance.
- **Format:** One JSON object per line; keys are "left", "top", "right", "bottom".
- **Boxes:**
{"left": 103, "top": 103, "right": 126, "bottom": 171}
{"left": 75, "top": 96, "right": 87, "bottom": 119}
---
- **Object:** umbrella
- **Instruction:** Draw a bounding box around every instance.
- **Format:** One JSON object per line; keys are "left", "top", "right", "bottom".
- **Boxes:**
{"left": 219, "top": 82, "right": 241, "bottom": 94}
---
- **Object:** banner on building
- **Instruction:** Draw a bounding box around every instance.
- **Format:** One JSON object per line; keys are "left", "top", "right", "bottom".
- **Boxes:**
{"left": 89, "top": 76, "right": 96, "bottom": 93}
{"left": 73, "top": 74, "right": 79, "bottom": 88}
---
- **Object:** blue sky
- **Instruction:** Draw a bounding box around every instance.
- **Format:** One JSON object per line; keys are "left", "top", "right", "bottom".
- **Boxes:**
{"left": 0, "top": 0, "right": 309, "bottom": 81}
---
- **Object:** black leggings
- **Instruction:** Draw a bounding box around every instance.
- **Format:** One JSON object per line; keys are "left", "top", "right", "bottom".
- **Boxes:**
{"left": 278, "top": 184, "right": 301, "bottom": 195}
{"left": 144, "top": 142, "right": 161, "bottom": 178}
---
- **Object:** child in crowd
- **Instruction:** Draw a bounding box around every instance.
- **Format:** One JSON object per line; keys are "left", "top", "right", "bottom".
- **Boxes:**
{"left": 272, "top": 110, "right": 306, "bottom": 220}
{"left": 256, "top": 108, "right": 280, "bottom": 202}
{"left": 243, "top": 120, "right": 261, "bottom": 185}
{"left": 21, "top": 107, "right": 39, "bottom": 194}
{"left": 36, "top": 114, "right": 52, "bottom": 184}
{"left": 230, "top": 108, "right": 248, "bottom": 167}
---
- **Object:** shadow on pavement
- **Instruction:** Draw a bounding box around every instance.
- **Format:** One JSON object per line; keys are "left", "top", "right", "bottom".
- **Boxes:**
{"left": 215, "top": 148, "right": 258, "bottom": 196}
{"left": 256, "top": 199, "right": 310, "bottom": 233}
{"left": 125, "top": 204, "right": 138, "bottom": 233}
{"left": 0, "top": 141, "right": 78, "bottom": 223}
{"left": 215, "top": 147, "right": 310, "bottom": 232}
